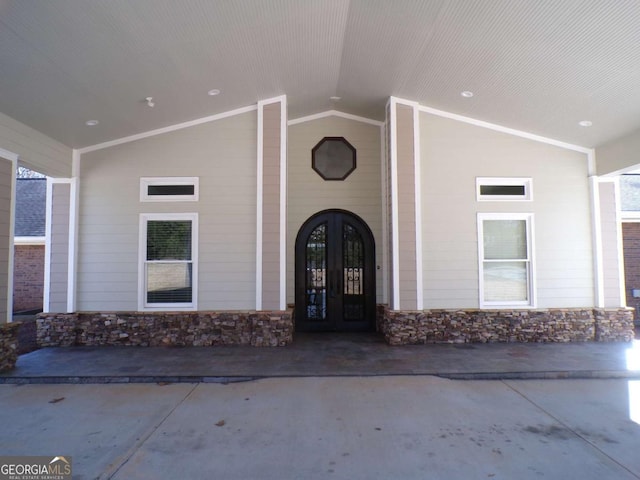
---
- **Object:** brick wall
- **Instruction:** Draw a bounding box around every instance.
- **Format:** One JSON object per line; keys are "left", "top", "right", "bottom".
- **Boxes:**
{"left": 13, "top": 244, "right": 44, "bottom": 312}
{"left": 622, "top": 223, "right": 640, "bottom": 320}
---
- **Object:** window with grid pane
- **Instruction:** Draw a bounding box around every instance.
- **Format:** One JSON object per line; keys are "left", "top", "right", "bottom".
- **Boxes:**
{"left": 478, "top": 214, "right": 533, "bottom": 307}
{"left": 139, "top": 213, "right": 197, "bottom": 310}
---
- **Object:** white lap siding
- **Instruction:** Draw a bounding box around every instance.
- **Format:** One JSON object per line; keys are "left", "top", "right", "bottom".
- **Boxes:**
{"left": 420, "top": 113, "right": 594, "bottom": 309}
{"left": 77, "top": 111, "right": 257, "bottom": 311}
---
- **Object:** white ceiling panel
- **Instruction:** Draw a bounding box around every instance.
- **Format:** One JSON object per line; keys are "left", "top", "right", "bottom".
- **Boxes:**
{"left": 1, "top": 0, "right": 640, "bottom": 148}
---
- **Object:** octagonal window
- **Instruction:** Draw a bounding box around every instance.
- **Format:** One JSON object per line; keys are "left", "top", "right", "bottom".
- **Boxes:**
{"left": 311, "top": 137, "right": 356, "bottom": 181}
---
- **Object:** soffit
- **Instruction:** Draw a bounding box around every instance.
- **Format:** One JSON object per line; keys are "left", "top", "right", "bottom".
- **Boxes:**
{"left": 0, "top": 0, "right": 639, "bottom": 149}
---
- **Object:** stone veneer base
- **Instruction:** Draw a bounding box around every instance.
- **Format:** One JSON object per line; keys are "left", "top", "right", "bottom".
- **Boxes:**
{"left": 0, "top": 322, "right": 21, "bottom": 371}
{"left": 37, "top": 311, "right": 293, "bottom": 347}
{"left": 379, "top": 307, "right": 635, "bottom": 345}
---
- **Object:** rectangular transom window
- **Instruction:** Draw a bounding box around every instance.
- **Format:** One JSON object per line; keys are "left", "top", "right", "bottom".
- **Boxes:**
{"left": 139, "top": 213, "right": 198, "bottom": 310}
{"left": 140, "top": 177, "right": 199, "bottom": 202}
{"left": 478, "top": 213, "right": 535, "bottom": 308}
{"left": 476, "top": 177, "right": 532, "bottom": 201}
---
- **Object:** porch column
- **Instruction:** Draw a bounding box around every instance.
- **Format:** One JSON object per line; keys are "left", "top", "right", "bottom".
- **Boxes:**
{"left": 256, "top": 96, "right": 287, "bottom": 311}
{"left": 595, "top": 178, "right": 627, "bottom": 308}
{"left": 44, "top": 178, "right": 76, "bottom": 313}
{"left": 387, "top": 97, "right": 423, "bottom": 311}
{"left": 0, "top": 149, "right": 17, "bottom": 323}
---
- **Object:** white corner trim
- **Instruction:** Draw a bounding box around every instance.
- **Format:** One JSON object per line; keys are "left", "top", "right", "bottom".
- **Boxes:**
{"left": 78, "top": 104, "right": 258, "bottom": 154}
{"left": 412, "top": 103, "right": 424, "bottom": 310}
{"left": 0, "top": 148, "right": 19, "bottom": 162}
{"left": 288, "top": 110, "right": 384, "bottom": 127}
{"left": 380, "top": 122, "right": 389, "bottom": 305}
{"left": 419, "top": 105, "right": 592, "bottom": 154}
{"left": 613, "top": 178, "right": 627, "bottom": 308}
{"left": 43, "top": 178, "right": 53, "bottom": 313}
{"left": 587, "top": 149, "right": 596, "bottom": 177}
{"left": 256, "top": 101, "right": 264, "bottom": 311}
{"left": 388, "top": 98, "right": 401, "bottom": 310}
{"left": 5, "top": 154, "right": 17, "bottom": 319}
{"left": 589, "top": 176, "right": 605, "bottom": 308}
{"left": 67, "top": 176, "right": 79, "bottom": 313}
{"left": 279, "top": 97, "right": 288, "bottom": 311}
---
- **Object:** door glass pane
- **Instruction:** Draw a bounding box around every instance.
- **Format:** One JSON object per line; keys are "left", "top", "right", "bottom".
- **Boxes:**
{"left": 343, "top": 222, "right": 365, "bottom": 321}
{"left": 483, "top": 220, "right": 526, "bottom": 260}
{"left": 305, "top": 223, "right": 327, "bottom": 321}
{"left": 483, "top": 261, "right": 528, "bottom": 302}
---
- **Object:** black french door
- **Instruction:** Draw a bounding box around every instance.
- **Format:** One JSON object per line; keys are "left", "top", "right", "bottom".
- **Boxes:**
{"left": 295, "top": 210, "right": 375, "bottom": 332}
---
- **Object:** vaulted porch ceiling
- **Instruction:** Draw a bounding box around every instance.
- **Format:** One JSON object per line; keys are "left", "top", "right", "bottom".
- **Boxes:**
{"left": 1, "top": 0, "right": 639, "bottom": 150}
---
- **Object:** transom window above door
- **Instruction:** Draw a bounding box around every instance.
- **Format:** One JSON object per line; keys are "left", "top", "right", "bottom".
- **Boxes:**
{"left": 311, "top": 137, "right": 357, "bottom": 180}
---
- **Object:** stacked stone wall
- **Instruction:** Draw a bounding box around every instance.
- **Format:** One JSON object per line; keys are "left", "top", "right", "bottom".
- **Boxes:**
{"left": 380, "top": 307, "right": 634, "bottom": 345}
{"left": 37, "top": 311, "right": 293, "bottom": 347}
{"left": 0, "top": 322, "right": 21, "bottom": 371}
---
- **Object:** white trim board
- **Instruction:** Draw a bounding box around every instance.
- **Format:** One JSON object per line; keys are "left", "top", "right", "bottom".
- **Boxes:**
{"left": 279, "top": 97, "right": 288, "bottom": 311}
{"left": 1, "top": 152, "right": 17, "bottom": 320}
{"left": 387, "top": 98, "right": 401, "bottom": 310}
{"left": 411, "top": 102, "right": 424, "bottom": 310}
{"left": 255, "top": 100, "right": 265, "bottom": 310}
{"left": 14, "top": 236, "right": 46, "bottom": 245}
{"left": 79, "top": 104, "right": 258, "bottom": 154}
{"left": 288, "top": 110, "right": 384, "bottom": 127}
{"left": 419, "top": 105, "right": 592, "bottom": 155}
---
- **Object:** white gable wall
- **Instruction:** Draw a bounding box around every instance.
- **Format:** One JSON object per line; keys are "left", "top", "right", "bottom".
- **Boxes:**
{"left": 77, "top": 111, "right": 257, "bottom": 311}
{"left": 421, "top": 113, "right": 594, "bottom": 309}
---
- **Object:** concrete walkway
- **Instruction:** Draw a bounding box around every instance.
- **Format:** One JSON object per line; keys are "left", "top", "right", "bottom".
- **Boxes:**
{"left": 1, "top": 377, "right": 640, "bottom": 479}
{"left": 2, "top": 334, "right": 640, "bottom": 383}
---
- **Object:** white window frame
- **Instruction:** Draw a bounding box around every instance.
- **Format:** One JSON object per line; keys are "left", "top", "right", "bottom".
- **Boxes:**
{"left": 477, "top": 212, "right": 536, "bottom": 308}
{"left": 140, "top": 177, "right": 199, "bottom": 202}
{"left": 138, "top": 213, "right": 198, "bottom": 311}
{"left": 476, "top": 177, "right": 532, "bottom": 201}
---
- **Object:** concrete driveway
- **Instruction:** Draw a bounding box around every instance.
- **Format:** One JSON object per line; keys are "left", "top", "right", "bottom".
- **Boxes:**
{"left": 1, "top": 377, "right": 639, "bottom": 479}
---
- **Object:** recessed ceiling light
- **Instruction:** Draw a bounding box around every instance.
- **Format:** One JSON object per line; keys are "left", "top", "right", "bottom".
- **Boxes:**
{"left": 330, "top": 96, "right": 341, "bottom": 101}
{"left": 579, "top": 120, "right": 593, "bottom": 127}
{"left": 208, "top": 89, "right": 221, "bottom": 96}
{"left": 145, "top": 97, "right": 155, "bottom": 107}
{"left": 461, "top": 91, "right": 474, "bottom": 98}
{"left": 85, "top": 120, "right": 99, "bottom": 126}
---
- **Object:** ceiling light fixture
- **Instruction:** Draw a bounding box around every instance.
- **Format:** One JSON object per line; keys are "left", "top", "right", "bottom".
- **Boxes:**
{"left": 330, "top": 96, "right": 341, "bottom": 101}
{"left": 145, "top": 97, "right": 155, "bottom": 108}
{"left": 461, "top": 91, "right": 474, "bottom": 98}
{"left": 578, "top": 120, "right": 593, "bottom": 127}
{"left": 208, "top": 89, "right": 221, "bottom": 96}
{"left": 85, "top": 120, "right": 99, "bottom": 126}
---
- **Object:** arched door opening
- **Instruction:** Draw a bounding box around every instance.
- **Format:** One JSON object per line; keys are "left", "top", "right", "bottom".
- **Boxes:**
{"left": 295, "top": 209, "right": 375, "bottom": 332}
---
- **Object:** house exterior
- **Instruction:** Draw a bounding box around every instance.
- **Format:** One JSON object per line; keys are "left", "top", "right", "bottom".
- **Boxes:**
{"left": 25, "top": 98, "right": 633, "bottom": 347}
{"left": 13, "top": 177, "right": 46, "bottom": 313}
{"left": 1, "top": 3, "right": 640, "bottom": 361}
